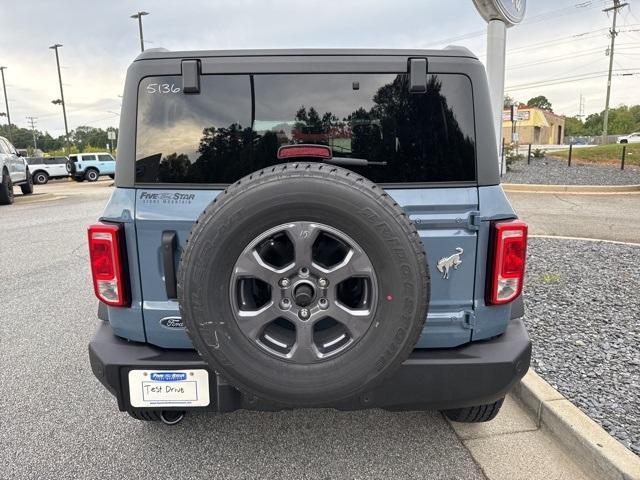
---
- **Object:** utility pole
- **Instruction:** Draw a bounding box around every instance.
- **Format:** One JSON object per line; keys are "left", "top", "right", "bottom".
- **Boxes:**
{"left": 602, "top": 0, "right": 628, "bottom": 141}
{"left": 578, "top": 94, "right": 585, "bottom": 119}
{"left": 26, "top": 116, "right": 38, "bottom": 150}
{"left": 50, "top": 44, "right": 70, "bottom": 154}
{"left": 0, "top": 66, "right": 12, "bottom": 143}
{"left": 131, "top": 11, "right": 149, "bottom": 52}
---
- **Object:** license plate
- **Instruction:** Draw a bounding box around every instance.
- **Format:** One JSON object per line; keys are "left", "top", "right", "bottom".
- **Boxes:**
{"left": 128, "top": 369, "right": 210, "bottom": 408}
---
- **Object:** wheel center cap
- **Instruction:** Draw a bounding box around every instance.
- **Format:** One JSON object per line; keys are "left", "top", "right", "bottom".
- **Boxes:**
{"left": 293, "top": 283, "right": 315, "bottom": 307}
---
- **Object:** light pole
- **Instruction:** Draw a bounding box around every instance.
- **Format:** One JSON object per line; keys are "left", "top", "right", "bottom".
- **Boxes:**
{"left": 0, "top": 66, "right": 12, "bottom": 143}
{"left": 49, "top": 44, "right": 70, "bottom": 155}
{"left": 131, "top": 11, "right": 149, "bottom": 52}
{"left": 473, "top": 0, "right": 527, "bottom": 171}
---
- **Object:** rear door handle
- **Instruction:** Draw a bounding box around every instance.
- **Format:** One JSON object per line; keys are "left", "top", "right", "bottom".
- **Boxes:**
{"left": 161, "top": 231, "right": 178, "bottom": 299}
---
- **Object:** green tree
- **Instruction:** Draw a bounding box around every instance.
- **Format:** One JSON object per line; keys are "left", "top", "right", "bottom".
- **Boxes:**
{"left": 564, "top": 116, "right": 585, "bottom": 136}
{"left": 504, "top": 94, "right": 516, "bottom": 108}
{"left": 527, "top": 95, "right": 552, "bottom": 111}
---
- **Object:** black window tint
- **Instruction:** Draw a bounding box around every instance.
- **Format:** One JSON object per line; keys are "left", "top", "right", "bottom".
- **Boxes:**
{"left": 98, "top": 154, "right": 114, "bottom": 162}
{"left": 82, "top": 154, "right": 97, "bottom": 162}
{"left": 26, "top": 157, "right": 43, "bottom": 165}
{"left": 136, "top": 75, "right": 252, "bottom": 183}
{"left": 56, "top": 157, "right": 68, "bottom": 164}
{"left": 44, "top": 158, "right": 59, "bottom": 165}
{"left": 136, "top": 73, "right": 475, "bottom": 184}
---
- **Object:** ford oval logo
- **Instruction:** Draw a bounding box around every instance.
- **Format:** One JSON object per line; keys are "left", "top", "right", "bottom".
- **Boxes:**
{"left": 160, "top": 316, "right": 184, "bottom": 329}
{"left": 150, "top": 372, "right": 187, "bottom": 381}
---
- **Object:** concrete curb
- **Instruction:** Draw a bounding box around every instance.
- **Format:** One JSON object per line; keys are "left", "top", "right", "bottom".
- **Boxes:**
{"left": 513, "top": 371, "right": 640, "bottom": 480}
{"left": 503, "top": 183, "right": 640, "bottom": 193}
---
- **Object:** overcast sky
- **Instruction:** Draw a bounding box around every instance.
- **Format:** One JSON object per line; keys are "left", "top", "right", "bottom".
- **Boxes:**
{"left": 0, "top": 0, "right": 639, "bottom": 137}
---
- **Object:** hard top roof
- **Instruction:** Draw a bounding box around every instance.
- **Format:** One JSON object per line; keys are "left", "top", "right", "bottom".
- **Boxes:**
{"left": 134, "top": 46, "right": 477, "bottom": 62}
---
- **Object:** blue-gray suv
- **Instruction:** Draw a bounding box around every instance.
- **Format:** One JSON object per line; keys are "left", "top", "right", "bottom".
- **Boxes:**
{"left": 88, "top": 48, "right": 531, "bottom": 425}
{"left": 67, "top": 152, "right": 116, "bottom": 182}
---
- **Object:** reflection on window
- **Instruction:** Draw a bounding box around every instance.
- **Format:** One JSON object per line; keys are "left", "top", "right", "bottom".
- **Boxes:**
{"left": 136, "top": 73, "right": 475, "bottom": 184}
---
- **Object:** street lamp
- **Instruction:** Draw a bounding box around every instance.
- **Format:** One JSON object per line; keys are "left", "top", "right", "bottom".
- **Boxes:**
{"left": 0, "top": 66, "right": 12, "bottom": 143}
{"left": 130, "top": 11, "right": 149, "bottom": 52}
{"left": 49, "top": 44, "right": 70, "bottom": 154}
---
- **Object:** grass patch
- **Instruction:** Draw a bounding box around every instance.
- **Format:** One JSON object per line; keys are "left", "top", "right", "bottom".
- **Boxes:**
{"left": 550, "top": 144, "right": 639, "bottom": 166}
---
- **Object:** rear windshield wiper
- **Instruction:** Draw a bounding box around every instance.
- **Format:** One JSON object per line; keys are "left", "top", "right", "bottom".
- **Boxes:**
{"left": 324, "top": 157, "right": 387, "bottom": 167}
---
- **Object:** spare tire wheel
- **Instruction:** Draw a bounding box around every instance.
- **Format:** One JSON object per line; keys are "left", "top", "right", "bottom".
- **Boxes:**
{"left": 178, "top": 163, "right": 430, "bottom": 406}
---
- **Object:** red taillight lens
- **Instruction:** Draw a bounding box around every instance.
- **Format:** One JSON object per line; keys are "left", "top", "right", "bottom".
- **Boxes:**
{"left": 277, "top": 144, "right": 332, "bottom": 160}
{"left": 488, "top": 220, "right": 528, "bottom": 305}
{"left": 88, "top": 223, "right": 130, "bottom": 307}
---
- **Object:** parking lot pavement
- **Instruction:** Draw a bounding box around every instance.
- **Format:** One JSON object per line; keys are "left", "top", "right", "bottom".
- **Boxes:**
{"left": 0, "top": 183, "right": 486, "bottom": 480}
{"left": 506, "top": 191, "right": 640, "bottom": 243}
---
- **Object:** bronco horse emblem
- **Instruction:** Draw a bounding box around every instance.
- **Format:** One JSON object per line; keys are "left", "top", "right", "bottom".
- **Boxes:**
{"left": 437, "top": 247, "right": 463, "bottom": 280}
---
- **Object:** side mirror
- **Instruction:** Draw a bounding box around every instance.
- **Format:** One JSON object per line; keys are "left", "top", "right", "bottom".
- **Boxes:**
{"left": 16, "top": 150, "right": 23, "bottom": 157}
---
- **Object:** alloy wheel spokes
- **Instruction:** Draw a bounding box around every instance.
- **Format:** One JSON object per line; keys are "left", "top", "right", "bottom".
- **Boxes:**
{"left": 230, "top": 222, "right": 378, "bottom": 363}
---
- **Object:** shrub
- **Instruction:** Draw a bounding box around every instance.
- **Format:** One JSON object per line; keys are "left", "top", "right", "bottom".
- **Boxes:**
{"left": 503, "top": 143, "right": 523, "bottom": 171}
{"left": 532, "top": 148, "right": 546, "bottom": 158}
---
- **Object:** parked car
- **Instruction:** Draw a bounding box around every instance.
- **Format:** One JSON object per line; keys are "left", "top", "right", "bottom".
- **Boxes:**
{"left": 88, "top": 48, "right": 531, "bottom": 426}
{"left": 618, "top": 132, "right": 640, "bottom": 144}
{"left": 0, "top": 135, "right": 34, "bottom": 205}
{"left": 26, "top": 156, "right": 70, "bottom": 184}
{"left": 66, "top": 152, "right": 116, "bottom": 181}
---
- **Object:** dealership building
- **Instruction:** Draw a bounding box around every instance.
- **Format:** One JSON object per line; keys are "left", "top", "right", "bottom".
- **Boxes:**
{"left": 502, "top": 107, "right": 566, "bottom": 145}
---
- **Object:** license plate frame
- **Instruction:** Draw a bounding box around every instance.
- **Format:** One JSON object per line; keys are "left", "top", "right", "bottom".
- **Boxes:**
{"left": 128, "top": 369, "right": 210, "bottom": 408}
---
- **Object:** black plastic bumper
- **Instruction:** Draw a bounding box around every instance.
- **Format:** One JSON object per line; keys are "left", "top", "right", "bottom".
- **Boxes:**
{"left": 89, "top": 319, "right": 531, "bottom": 413}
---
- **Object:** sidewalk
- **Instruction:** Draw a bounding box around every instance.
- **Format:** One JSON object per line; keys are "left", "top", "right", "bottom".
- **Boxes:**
{"left": 451, "top": 394, "right": 593, "bottom": 480}
{"left": 450, "top": 372, "right": 640, "bottom": 480}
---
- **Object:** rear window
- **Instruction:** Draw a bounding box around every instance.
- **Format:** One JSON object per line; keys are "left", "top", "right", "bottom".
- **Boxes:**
{"left": 135, "top": 73, "right": 476, "bottom": 184}
{"left": 98, "top": 154, "right": 114, "bottom": 162}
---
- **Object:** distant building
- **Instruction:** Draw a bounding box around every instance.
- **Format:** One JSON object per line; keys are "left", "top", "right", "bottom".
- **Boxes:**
{"left": 502, "top": 107, "right": 565, "bottom": 145}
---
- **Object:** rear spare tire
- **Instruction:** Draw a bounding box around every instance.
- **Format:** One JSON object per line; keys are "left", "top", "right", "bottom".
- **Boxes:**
{"left": 178, "top": 163, "right": 430, "bottom": 406}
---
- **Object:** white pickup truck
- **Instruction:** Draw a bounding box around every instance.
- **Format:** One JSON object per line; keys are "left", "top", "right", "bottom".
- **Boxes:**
{"left": 0, "top": 135, "right": 34, "bottom": 205}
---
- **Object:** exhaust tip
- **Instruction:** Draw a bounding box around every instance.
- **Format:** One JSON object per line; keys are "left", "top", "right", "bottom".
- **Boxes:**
{"left": 160, "top": 410, "right": 185, "bottom": 425}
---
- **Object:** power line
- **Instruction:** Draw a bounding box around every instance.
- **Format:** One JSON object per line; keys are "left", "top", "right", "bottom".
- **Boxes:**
{"left": 424, "top": 1, "right": 614, "bottom": 48}
{"left": 506, "top": 68, "right": 639, "bottom": 90}
{"left": 507, "top": 43, "right": 640, "bottom": 70}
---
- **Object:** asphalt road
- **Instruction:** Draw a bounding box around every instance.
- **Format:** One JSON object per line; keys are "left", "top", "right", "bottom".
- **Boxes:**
{"left": 507, "top": 191, "right": 640, "bottom": 244}
{"left": 1, "top": 180, "right": 485, "bottom": 480}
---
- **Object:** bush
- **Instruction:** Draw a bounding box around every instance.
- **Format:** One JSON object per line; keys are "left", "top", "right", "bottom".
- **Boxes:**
{"left": 503, "top": 143, "right": 523, "bottom": 171}
{"left": 532, "top": 148, "right": 546, "bottom": 158}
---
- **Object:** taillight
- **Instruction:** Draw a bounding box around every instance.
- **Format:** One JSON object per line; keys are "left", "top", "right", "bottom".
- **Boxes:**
{"left": 277, "top": 144, "right": 332, "bottom": 160}
{"left": 487, "top": 220, "right": 528, "bottom": 305}
{"left": 88, "top": 222, "right": 130, "bottom": 307}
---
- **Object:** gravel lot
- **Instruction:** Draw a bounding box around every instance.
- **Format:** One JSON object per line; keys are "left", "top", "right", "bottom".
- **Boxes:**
{"left": 525, "top": 238, "right": 640, "bottom": 455}
{"left": 503, "top": 156, "right": 640, "bottom": 185}
{"left": 0, "top": 183, "right": 485, "bottom": 480}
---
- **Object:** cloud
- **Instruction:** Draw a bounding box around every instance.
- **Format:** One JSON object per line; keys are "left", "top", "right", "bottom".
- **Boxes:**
{"left": 0, "top": 0, "right": 637, "bottom": 136}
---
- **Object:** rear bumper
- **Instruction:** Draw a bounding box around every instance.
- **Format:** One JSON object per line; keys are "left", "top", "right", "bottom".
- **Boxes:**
{"left": 89, "top": 319, "right": 531, "bottom": 413}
